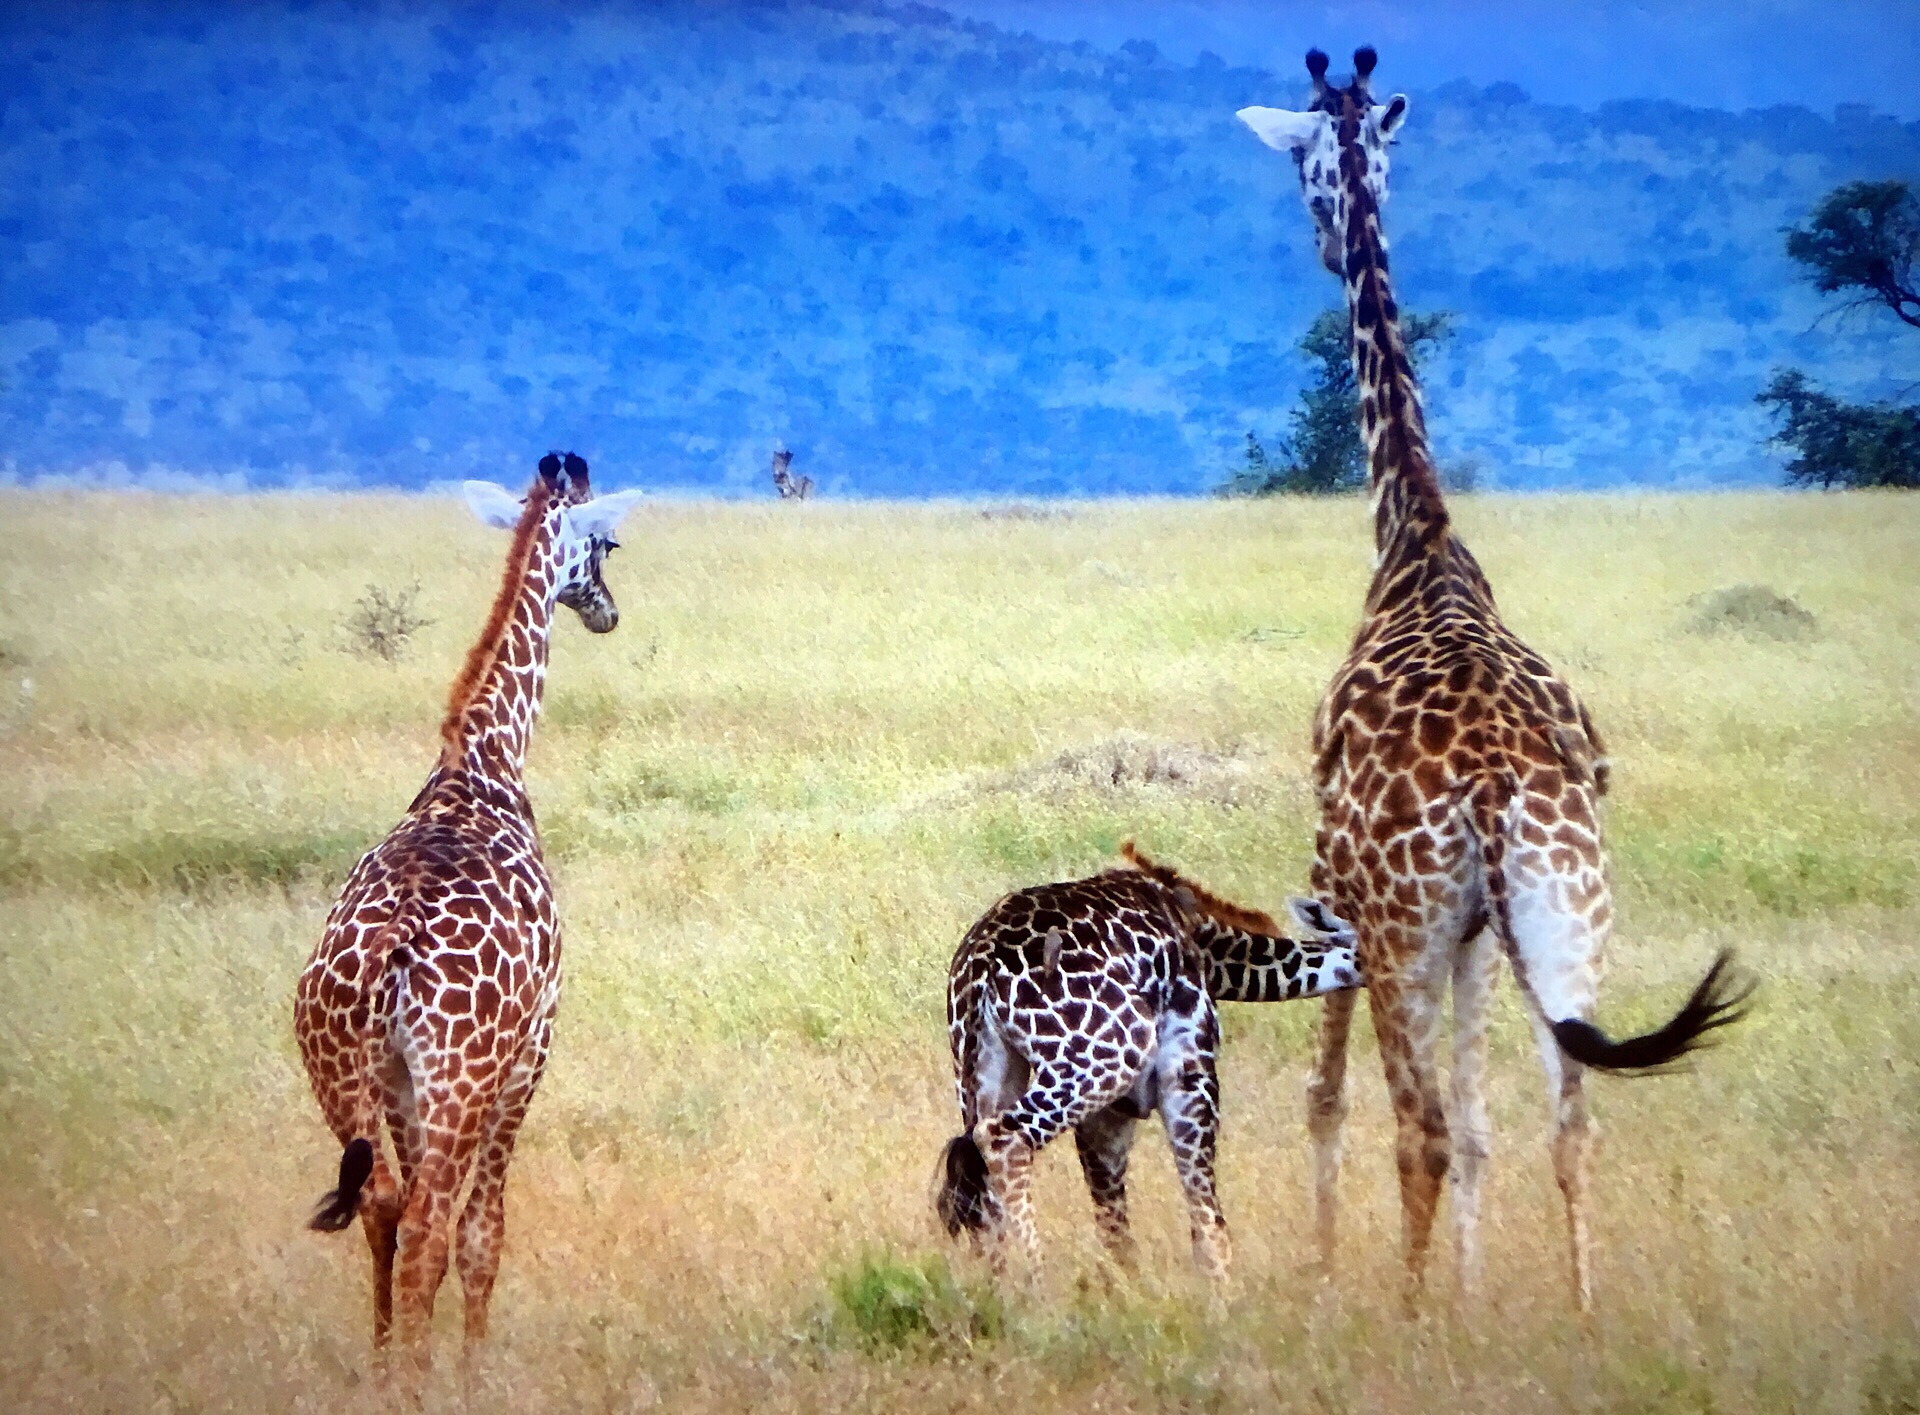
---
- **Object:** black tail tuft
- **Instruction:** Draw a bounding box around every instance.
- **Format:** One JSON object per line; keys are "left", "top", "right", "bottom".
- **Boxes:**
{"left": 934, "top": 1133, "right": 991, "bottom": 1238}
{"left": 1552, "top": 950, "right": 1756, "bottom": 1076}
{"left": 309, "top": 1137, "right": 374, "bottom": 1233}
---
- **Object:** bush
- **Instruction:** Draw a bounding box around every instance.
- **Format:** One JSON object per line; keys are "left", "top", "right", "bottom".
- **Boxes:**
{"left": 823, "top": 1251, "right": 1002, "bottom": 1354}
{"left": 342, "top": 581, "right": 432, "bottom": 661}
{"left": 1756, "top": 370, "right": 1920, "bottom": 489}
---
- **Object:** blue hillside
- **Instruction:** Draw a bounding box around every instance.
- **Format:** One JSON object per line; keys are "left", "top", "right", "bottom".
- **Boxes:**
{"left": 1, "top": 1, "right": 1915, "bottom": 492}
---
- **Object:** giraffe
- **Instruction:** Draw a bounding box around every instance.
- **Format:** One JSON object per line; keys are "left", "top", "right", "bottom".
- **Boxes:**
{"left": 1238, "top": 48, "right": 1753, "bottom": 1310}
{"left": 936, "top": 842, "right": 1360, "bottom": 1285}
{"left": 293, "top": 451, "right": 643, "bottom": 1374}
{"left": 771, "top": 448, "right": 814, "bottom": 500}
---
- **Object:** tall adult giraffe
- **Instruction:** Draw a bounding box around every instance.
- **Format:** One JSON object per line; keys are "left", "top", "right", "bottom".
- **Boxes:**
{"left": 1238, "top": 48, "right": 1752, "bottom": 1310}
{"left": 294, "top": 453, "right": 642, "bottom": 1375}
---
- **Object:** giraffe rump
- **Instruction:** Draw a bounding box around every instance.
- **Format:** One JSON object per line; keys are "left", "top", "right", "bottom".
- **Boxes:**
{"left": 934, "top": 1132, "right": 992, "bottom": 1236}
{"left": 309, "top": 1137, "right": 375, "bottom": 1232}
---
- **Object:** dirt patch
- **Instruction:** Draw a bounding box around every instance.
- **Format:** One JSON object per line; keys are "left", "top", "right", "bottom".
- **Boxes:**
{"left": 986, "top": 731, "right": 1272, "bottom": 808}
{"left": 1686, "top": 584, "right": 1820, "bottom": 641}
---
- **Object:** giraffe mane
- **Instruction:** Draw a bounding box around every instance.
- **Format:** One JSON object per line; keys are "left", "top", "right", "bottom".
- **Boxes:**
{"left": 439, "top": 473, "right": 557, "bottom": 758}
{"left": 1117, "top": 841, "right": 1282, "bottom": 936}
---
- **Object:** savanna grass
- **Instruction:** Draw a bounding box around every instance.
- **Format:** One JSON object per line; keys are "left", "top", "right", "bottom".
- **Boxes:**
{"left": 0, "top": 488, "right": 1916, "bottom": 1412}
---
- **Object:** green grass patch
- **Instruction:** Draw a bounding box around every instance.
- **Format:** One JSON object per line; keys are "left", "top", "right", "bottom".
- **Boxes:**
{"left": 819, "top": 1250, "right": 1003, "bottom": 1355}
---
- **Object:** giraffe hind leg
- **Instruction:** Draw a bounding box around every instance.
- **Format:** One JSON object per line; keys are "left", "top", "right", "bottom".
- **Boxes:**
{"left": 390, "top": 1101, "right": 490, "bottom": 1379}
{"left": 457, "top": 1019, "right": 550, "bottom": 1348}
{"left": 1366, "top": 966, "right": 1451, "bottom": 1310}
{"left": 1522, "top": 995, "right": 1595, "bottom": 1313}
{"left": 1156, "top": 1024, "right": 1231, "bottom": 1285}
{"left": 976, "top": 1060, "right": 1135, "bottom": 1282}
{"left": 1449, "top": 926, "right": 1499, "bottom": 1302}
{"left": 1073, "top": 1105, "right": 1140, "bottom": 1274}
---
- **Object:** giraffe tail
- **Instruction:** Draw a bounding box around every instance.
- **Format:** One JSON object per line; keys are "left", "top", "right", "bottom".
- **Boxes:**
{"left": 307, "top": 901, "right": 422, "bottom": 1234}
{"left": 934, "top": 1132, "right": 991, "bottom": 1237}
{"left": 309, "top": 1138, "right": 375, "bottom": 1232}
{"left": 1468, "top": 777, "right": 1755, "bottom": 1076}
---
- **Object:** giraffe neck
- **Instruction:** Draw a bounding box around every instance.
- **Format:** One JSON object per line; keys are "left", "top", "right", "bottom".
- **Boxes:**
{"left": 438, "top": 489, "right": 563, "bottom": 782}
{"left": 1338, "top": 128, "right": 1450, "bottom": 574}
{"left": 1195, "top": 920, "right": 1339, "bottom": 1003}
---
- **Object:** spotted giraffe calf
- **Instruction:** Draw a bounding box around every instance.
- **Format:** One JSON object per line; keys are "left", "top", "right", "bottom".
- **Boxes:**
{"left": 937, "top": 843, "right": 1359, "bottom": 1284}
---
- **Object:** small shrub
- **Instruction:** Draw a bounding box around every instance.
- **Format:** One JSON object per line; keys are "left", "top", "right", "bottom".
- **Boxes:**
{"left": 824, "top": 1251, "right": 1002, "bottom": 1354}
{"left": 343, "top": 581, "right": 432, "bottom": 661}
{"left": 1684, "top": 584, "right": 1819, "bottom": 641}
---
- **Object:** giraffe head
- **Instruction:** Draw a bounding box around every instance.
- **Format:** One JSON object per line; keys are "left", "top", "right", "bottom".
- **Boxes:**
{"left": 463, "top": 452, "right": 644, "bottom": 634}
{"left": 1238, "top": 46, "right": 1409, "bottom": 276}
{"left": 1283, "top": 894, "right": 1363, "bottom": 990}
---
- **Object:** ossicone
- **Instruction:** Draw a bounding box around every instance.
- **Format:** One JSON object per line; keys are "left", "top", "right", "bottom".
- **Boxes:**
{"left": 538, "top": 451, "right": 563, "bottom": 480}
{"left": 1305, "top": 48, "right": 1329, "bottom": 90}
{"left": 1354, "top": 45, "right": 1378, "bottom": 81}
{"left": 563, "top": 451, "right": 589, "bottom": 480}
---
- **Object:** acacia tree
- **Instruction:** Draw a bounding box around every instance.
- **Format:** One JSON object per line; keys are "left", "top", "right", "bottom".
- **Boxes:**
{"left": 1758, "top": 179, "right": 1920, "bottom": 488}
{"left": 1756, "top": 370, "right": 1920, "bottom": 489}
{"left": 1224, "top": 307, "right": 1454, "bottom": 495}
{"left": 1784, "top": 179, "right": 1920, "bottom": 329}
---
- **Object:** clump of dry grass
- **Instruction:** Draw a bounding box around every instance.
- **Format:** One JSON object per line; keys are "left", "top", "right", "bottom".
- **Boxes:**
{"left": 985, "top": 730, "right": 1268, "bottom": 807}
{"left": 0, "top": 488, "right": 1917, "bottom": 1412}
{"left": 1685, "top": 582, "right": 1820, "bottom": 640}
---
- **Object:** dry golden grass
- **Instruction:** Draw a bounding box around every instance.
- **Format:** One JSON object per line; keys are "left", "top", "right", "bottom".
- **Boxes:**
{"left": 1, "top": 488, "right": 1917, "bottom": 1413}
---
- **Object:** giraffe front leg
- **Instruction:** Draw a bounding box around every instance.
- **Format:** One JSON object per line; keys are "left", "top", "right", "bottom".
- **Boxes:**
{"left": 1305, "top": 988, "right": 1357, "bottom": 1280}
{"left": 1074, "top": 1106, "right": 1140, "bottom": 1276}
{"left": 1449, "top": 928, "right": 1498, "bottom": 1304}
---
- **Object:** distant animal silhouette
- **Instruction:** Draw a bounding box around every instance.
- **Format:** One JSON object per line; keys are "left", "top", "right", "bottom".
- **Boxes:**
{"left": 937, "top": 843, "right": 1359, "bottom": 1285}
{"left": 293, "top": 452, "right": 643, "bottom": 1379}
{"left": 772, "top": 448, "right": 814, "bottom": 500}
{"left": 1240, "top": 47, "right": 1752, "bottom": 1311}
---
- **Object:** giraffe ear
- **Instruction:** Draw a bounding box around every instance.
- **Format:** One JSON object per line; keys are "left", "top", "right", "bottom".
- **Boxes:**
{"left": 463, "top": 480, "right": 524, "bottom": 531}
{"left": 566, "top": 488, "right": 645, "bottom": 540}
{"left": 1376, "top": 94, "right": 1410, "bottom": 139}
{"left": 1287, "top": 896, "right": 1355, "bottom": 943}
{"left": 1237, "top": 105, "right": 1329, "bottom": 154}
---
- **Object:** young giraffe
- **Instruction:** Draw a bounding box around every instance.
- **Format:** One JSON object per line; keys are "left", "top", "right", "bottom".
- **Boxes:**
{"left": 294, "top": 452, "right": 643, "bottom": 1372}
{"left": 937, "top": 843, "right": 1360, "bottom": 1284}
{"left": 1239, "top": 48, "right": 1752, "bottom": 1310}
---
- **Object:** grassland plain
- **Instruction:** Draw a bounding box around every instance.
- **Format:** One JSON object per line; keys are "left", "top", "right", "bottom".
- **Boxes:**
{"left": 1, "top": 489, "right": 1917, "bottom": 1414}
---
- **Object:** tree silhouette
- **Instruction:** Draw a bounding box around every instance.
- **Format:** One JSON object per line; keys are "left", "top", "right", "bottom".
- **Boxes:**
{"left": 1784, "top": 180, "right": 1920, "bottom": 329}
{"left": 1759, "top": 180, "right": 1920, "bottom": 488}
{"left": 1223, "top": 307, "right": 1453, "bottom": 495}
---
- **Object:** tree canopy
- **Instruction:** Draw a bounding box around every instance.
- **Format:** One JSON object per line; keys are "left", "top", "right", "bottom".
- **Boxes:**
{"left": 1223, "top": 308, "right": 1453, "bottom": 495}
{"left": 1759, "top": 179, "right": 1920, "bottom": 489}
{"left": 1755, "top": 370, "right": 1920, "bottom": 489}
{"left": 1784, "top": 179, "right": 1920, "bottom": 329}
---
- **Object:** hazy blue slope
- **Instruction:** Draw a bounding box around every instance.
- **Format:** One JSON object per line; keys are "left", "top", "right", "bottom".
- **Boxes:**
{"left": 1, "top": 1, "right": 1914, "bottom": 491}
